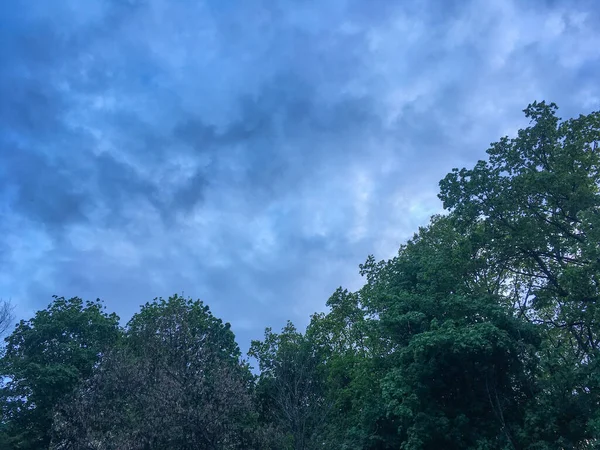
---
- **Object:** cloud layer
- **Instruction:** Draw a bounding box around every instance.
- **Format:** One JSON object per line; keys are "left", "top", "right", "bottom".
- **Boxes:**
{"left": 1, "top": 0, "right": 599, "bottom": 349}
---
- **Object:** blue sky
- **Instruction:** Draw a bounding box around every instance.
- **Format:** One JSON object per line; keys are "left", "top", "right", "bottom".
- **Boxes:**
{"left": 1, "top": 0, "right": 599, "bottom": 350}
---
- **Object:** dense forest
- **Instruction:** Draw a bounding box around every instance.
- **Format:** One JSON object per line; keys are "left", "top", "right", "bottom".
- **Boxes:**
{"left": 1, "top": 102, "right": 599, "bottom": 449}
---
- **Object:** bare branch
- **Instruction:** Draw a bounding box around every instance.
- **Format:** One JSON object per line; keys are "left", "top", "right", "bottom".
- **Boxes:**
{"left": 0, "top": 298, "right": 14, "bottom": 337}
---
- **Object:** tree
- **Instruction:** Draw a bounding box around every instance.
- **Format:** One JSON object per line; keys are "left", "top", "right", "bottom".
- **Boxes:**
{"left": 439, "top": 101, "right": 600, "bottom": 357}
{"left": 51, "top": 295, "right": 263, "bottom": 450}
{"left": 307, "top": 289, "right": 396, "bottom": 450}
{"left": 250, "top": 322, "right": 329, "bottom": 450}
{"left": 352, "top": 215, "right": 541, "bottom": 449}
{"left": 439, "top": 101, "right": 600, "bottom": 445}
{"left": 0, "top": 299, "right": 15, "bottom": 448}
{"left": 381, "top": 296, "right": 539, "bottom": 450}
{"left": 0, "top": 299, "right": 14, "bottom": 338}
{"left": 0, "top": 296, "right": 121, "bottom": 449}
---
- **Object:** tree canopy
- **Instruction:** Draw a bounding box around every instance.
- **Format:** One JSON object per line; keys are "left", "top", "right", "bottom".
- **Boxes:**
{"left": 0, "top": 297, "right": 121, "bottom": 449}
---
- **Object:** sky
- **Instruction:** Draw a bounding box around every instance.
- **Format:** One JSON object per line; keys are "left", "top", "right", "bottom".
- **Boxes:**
{"left": 1, "top": 0, "right": 599, "bottom": 351}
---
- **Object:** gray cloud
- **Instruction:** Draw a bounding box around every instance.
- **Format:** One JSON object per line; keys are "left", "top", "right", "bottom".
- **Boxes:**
{"left": 1, "top": 0, "right": 599, "bottom": 349}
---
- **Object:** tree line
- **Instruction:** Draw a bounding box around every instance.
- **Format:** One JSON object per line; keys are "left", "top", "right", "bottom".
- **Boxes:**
{"left": 1, "top": 102, "right": 599, "bottom": 449}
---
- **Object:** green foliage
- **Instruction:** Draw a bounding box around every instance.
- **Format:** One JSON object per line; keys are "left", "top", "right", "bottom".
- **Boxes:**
{"left": 0, "top": 296, "right": 121, "bottom": 449}
{"left": 307, "top": 289, "right": 395, "bottom": 450}
{"left": 439, "top": 101, "right": 600, "bottom": 355}
{"left": 250, "top": 322, "right": 329, "bottom": 450}
{"left": 300, "top": 102, "right": 599, "bottom": 449}
{"left": 315, "top": 215, "right": 540, "bottom": 449}
{"left": 439, "top": 101, "right": 600, "bottom": 446}
{"left": 382, "top": 297, "right": 539, "bottom": 449}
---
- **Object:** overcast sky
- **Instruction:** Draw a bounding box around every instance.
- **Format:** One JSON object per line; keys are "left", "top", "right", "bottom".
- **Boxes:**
{"left": 1, "top": 0, "right": 599, "bottom": 350}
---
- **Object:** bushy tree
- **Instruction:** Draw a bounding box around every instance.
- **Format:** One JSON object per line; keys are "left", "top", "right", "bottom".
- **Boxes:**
{"left": 307, "top": 289, "right": 395, "bottom": 450}
{"left": 439, "top": 101, "right": 600, "bottom": 446}
{"left": 0, "top": 296, "right": 121, "bottom": 449}
{"left": 51, "top": 295, "right": 263, "bottom": 450}
{"left": 439, "top": 101, "right": 600, "bottom": 357}
{"left": 305, "top": 102, "right": 600, "bottom": 449}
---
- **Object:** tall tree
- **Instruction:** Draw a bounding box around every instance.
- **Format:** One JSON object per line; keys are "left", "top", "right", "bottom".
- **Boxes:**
{"left": 307, "top": 289, "right": 395, "bottom": 450}
{"left": 51, "top": 295, "right": 263, "bottom": 450}
{"left": 250, "top": 322, "right": 329, "bottom": 450}
{"left": 439, "top": 101, "right": 600, "bottom": 445}
{"left": 354, "top": 216, "right": 541, "bottom": 449}
{"left": 439, "top": 101, "right": 600, "bottom": 357}
{"left": 0, "top": 296, "right": 121, "bottom": 449}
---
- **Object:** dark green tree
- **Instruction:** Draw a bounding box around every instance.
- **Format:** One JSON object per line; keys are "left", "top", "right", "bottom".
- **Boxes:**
{"left": 439, "top": 101, "right": 600, "bottom": 446}
{"left": 439, "top": 101, "right": 600, "bottom": 356}
{"left": 381, "top": 295, "right": 539, "bottom": 450}
{"left": 354, "top": 216, "right": 541, "bottom": 449}
{"left": 307, "top": 288, "right": 395, "bottom": 450}
{"left": 0, "top": 296, "right": 121, "bottom": 449}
